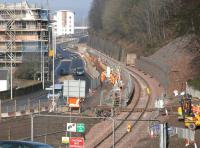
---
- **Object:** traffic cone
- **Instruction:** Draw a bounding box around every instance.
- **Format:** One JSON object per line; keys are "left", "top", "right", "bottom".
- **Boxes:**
{"left": 150, "top": 130, "right": 154, "bottom": 138}
{"left": 184, "top": 139, "right": 189, "bottom": 147}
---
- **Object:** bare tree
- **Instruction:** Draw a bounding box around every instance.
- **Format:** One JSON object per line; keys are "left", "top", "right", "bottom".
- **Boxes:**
{"left": 14, "top": 53, "right": 40, "bottom": 80}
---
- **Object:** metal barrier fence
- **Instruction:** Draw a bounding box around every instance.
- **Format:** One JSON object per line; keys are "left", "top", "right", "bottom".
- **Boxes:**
{"left": 87, "top": 36, "right": 135, "bottom": 106}
{"left": 84, "top": 57, "right": 100, "bottom": 90}
{"left": 0, "top": 114, "right": 114, "bottom": 148}
{"left": 0, "top": 94, "right": 70, "bottom": 118}
{"left": 88, "top": 35, "right": 127, "bottom": 63}
{"left": 0, "top": 113, "right": 197, "bottom": 147}
{"left": 31, "top": 115, "right": 114, "bottom": 148}
{"left": 87, "top": 48, "right": 134, "bottom": 107}
{"left": 0, "top": 91, "right": 48, "bottom": 113}
{"left": 89, "top": 75, "right": 100, "bottom": 90}
{"left": 0, "top": 82, "right": 43, "bottom": 100}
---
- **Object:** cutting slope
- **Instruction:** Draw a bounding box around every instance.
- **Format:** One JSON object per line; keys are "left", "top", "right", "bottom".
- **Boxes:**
{"left": 137, "top": 34, "right": 200, "bottom": 94}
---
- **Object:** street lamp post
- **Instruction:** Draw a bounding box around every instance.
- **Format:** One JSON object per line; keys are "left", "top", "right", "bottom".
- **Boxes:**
{"left": 109, "top": 117, "right": 115, "bottom": 148}
{"left": 42, "top": 47, "right": 45, "bottom": 89}
{"left": 52, "top": 31, "right": 56, "bottom": 111}
{"left": 0, "top": 99, "right": 1, "bottom": 121}
{"left": 31, "top": 114, "right": 34, "bottom": 141}
{"left": 41, "top": 33, "right": 43, "bottom": 86}
{"left": 10, "top": 53, "right": 13, "bottom": 100}
{"left": 41, "top": 32, "right": 45, "bottom": 89}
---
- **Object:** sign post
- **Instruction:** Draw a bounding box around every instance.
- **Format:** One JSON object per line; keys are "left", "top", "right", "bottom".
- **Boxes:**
{"left": 76, "top": 123, "right": 85, "bottom": 133}
{"left": 67, "top": 123, "right": 77, "bottom": 132}
{"left": 62, "top": 137, "right": 69, "bottom": 144}
{"left": 69, "top": 137, "right": 84, "bottom": 148}
{"left": 0, "top": 99, "right": 1, "bottom": 121}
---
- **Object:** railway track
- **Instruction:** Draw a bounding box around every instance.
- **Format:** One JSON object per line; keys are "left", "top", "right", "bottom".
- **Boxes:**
{"left": 93, "top": 67, "right": 151, "bottom": 148}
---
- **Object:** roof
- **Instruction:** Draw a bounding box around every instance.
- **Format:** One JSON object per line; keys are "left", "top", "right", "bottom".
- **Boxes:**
{"left": 0, "top": 69, "right": 8, "bottom": 80}
{"left": 57, "top": 10, "right": 75, "bottom": 14}
{"left": 58, "top": 10, "right": 73, "bottom": 12}
{"left": 0, "top": 1, "right": 48, "bottom": 10}
{"left": 50, "top": 84, "right": 63, "bottom": 90}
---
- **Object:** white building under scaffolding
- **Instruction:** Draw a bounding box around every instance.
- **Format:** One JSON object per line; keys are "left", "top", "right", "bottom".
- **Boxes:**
{"left": 0, "top": 1, "right": 52, "bottom": 80}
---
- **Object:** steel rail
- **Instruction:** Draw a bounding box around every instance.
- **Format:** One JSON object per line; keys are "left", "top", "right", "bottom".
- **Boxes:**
{"left": 94, "top": 68, "right": 149, "bottom": 147}
{"left": 112, "top": 67, "right": 151, "bottom": 147}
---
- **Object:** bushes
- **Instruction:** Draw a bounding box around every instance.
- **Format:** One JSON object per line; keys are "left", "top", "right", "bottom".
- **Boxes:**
{"left": 188, "top": 77, "right": 200, "bottom": 90}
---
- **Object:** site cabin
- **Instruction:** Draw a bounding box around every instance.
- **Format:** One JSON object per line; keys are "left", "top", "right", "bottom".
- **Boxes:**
{"left": 46, "top": 84, "right": 63, "bottom": 99}
{"left": 0, "top": 69, "right": 9, "bottom": 92}
{"left": 126, "top": 53, "right": 137, "bottom": 66}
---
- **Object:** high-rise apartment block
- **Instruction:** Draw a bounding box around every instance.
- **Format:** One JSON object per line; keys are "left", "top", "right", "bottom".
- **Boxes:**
{"left": 55, "top": 10, "right": 75, "bottom": 36}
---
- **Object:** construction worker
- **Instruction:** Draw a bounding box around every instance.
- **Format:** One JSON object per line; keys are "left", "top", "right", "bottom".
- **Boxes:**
{"left": 127, "top": 122, "right": 132, "bottom": 132}
{"left": 146, "top": 87, "right": 151, "bottom": 95}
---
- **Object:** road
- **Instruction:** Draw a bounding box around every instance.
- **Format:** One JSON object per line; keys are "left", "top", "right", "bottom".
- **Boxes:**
{"left": 56, "top": 45, "right": 90, "bottom": 93}
{"left": 1, "top": 44, "right": 91, "bottom": 113}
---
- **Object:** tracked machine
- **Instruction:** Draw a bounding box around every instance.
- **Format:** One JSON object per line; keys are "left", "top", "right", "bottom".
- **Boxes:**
{"left": 177, "top": 93, "right": 200, "bottom": 130}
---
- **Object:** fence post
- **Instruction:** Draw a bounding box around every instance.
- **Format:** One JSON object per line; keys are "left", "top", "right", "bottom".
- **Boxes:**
{"left": 112, "top": 118, "right": 115, "bottom": 148}
{"left": 39, "top": 100, "right": 40, "bottom": 115}
{"left": 0, "top": 99, "right": 1, "bottom": 121}
{"left": 100, "top": 90, "right": 106, "bottom": 106}
{"left": 28, "top": 98, "right": 30, "bottom": 111}
{"left": 31, "top": 114, "right": 34, "bottom": 141}
{"left": 44, "top": 127, "right": 47, "bottom": 143}
{"left": 90, "top": 78, "right": 93, "bottom": 90}
{"left": 160, "top": 123, "right": 167, "bottom": 148}
{"left": 15, "top": 99, "right": 16, "bottom": 118}
{"left": 44, "top": 135, "right": 47, "bottom": 144}
{"left": 8, "top": 126, "right": 11, "bottom": 140}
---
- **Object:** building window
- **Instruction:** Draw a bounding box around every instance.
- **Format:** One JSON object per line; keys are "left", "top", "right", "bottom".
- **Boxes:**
{"left": 22, "top": 22, "right": 26, "bottom": 28}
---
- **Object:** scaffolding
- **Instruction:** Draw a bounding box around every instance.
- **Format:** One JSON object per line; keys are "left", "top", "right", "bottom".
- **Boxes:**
{"left": 0, "top": 1, "right": 51, "bottom": 80}
{"left": 5, "top": 6, "right": 16, "bottom": 99}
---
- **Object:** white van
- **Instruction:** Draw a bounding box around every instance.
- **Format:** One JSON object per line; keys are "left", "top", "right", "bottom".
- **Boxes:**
{"left": 46, "top": 84, "right": 63, "bottom": 99}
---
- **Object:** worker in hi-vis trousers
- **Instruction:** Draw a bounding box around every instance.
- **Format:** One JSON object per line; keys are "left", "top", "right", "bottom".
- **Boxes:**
{"left": 127, "top": 122, "right": 132, "bottom": 132}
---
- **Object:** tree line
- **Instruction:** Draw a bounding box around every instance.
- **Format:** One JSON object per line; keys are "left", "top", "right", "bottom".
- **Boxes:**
{"left": 89, "top": 0, "right": 200, "bottom": 54}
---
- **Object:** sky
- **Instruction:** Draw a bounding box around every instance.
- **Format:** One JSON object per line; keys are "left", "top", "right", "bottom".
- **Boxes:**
{"left": 3, "top": 0, "right": 93, "bottom": 25}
